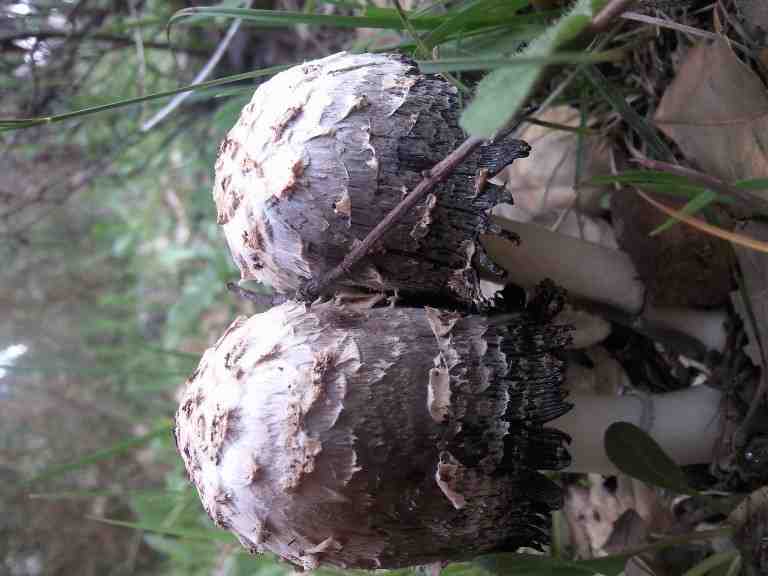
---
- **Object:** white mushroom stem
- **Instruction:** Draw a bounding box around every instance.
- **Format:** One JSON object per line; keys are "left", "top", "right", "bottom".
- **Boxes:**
{"left": 643, "top": 305, "right": 728, "bottom": 353}
{"left": 554, "top": 386, "right": 723, "bottom": 475}
{"left": 482, "top": 216, "right": 728, "bottom": 353}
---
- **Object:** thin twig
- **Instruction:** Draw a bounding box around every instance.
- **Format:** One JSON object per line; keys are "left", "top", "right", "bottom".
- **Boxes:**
{"left": 621, "top": 11, "right": 749, "bottom": 51}
{"left": 141, "top": 1, "right": 251, "bottom": 132}
{"left": 587, "top": 0, "right": 641, "bottom": 35}
{"left": 634, "top": 157, "right": 768, "bottom": 215}
{"left": 298, "top": 135, "right": 486, "bottom": 301}
{"left": 0, "top": 31, "right": 207, "bottom": 55}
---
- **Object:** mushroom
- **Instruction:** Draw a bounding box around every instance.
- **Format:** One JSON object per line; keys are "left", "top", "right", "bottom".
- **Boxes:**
{"left": 213, "top": 51, "right": 529, "bottom": 308}
{"left": 174, "top": 300, "right": 572, "bottom": 569}
{"left": 214, "top": 51, "right": 728, "bottom": 353}
{"left": 182, "top": 52, "right": 729, "bottom": 568}
{"left": 174, "top": 300, "right": 724, "bottom": 569}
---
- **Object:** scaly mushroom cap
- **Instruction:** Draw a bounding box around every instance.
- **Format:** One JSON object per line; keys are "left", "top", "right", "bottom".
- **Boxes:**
{"left": 213, "top": 52, "right": 520, "bottom": 305}
{"left": 174, "top": 301, "right": 572, "bottom": 569}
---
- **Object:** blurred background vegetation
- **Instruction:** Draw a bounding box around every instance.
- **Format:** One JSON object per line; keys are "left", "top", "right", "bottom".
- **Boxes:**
{"left": 4, "top": 0, "right": 768, "bottom": 575}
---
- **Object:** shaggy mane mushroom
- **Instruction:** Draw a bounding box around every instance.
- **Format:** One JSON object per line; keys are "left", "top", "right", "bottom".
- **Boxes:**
{"left": 213, "top": 51, "right": 528, "bottom": 308}
{"left": 175, "top": 301, "right": 573, "bottom": 570}
{"left": 175, "top": 51, "right": 728, "bottom": 570}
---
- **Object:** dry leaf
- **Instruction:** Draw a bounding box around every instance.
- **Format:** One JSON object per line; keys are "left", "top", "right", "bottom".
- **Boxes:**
{"left": 737, "top": 0, "right": 768, "bottom": 49}
{"left": 492, "top": 106, "right": 618, "bottom": 247}
{"left": 603, "top": 509, "right": 648, "bottom": 554}
{"left": 562, "top": 475, "right": 624, "bottom": 557}
{"left": 654, "top": 39, "right": 768, "bottom": 183}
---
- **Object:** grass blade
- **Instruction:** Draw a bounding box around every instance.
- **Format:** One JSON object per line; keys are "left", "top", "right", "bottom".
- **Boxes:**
{"left": 419, "top": 49, "right": 625, "bottom": 73}
{"left": 25, "top": 422, "right": 172, "bottom": 484}
{"left": 588, "top": 171, "right": 736, "bottom": 204}
{"left": 650, "top": 189, "right": 718, "bottom": 236}
{"left": 87, "top": 515, "right": 237, "bottom": 543}
{"left": 420, "top": 0, "right": 530, "bottom": 49}
{"left": 392, "top": 1, "right": 469, "bottom": 93}
{"left": 583, "top": 65, "right": 673, "bottom": 159}
{"left": 29, "top": 488, "right": 186, "bottom": 501}
{"left": 637, "top": 189, "right": 768, "bottom": 254}
{"left": 171, "top": 6, "right": 440, "bottom": 30}
{"left": 523, "top": 117, "right": 597, "bottom": 135}
{"left": 0, "top": 66, "right": 288, "bottom": 132}
{"left": 735, "top": 177, "right": 768, "bottom": 191}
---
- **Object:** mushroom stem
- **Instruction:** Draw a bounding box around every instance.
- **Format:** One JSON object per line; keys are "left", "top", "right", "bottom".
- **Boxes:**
{"left": 483, "top": 216, "right": 728, "bottom": 354}
{"left": 554, "top": 386, "right": 723, "bottom": 475}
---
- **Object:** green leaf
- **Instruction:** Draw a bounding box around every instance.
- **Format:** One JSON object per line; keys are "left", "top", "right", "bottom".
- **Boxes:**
{"left": 0, "top": 66, "right": 287, "bottom": 132}
{"left": 604, "top": 421, "right": 697, "bottom": 495}
{"left": 460, "top": 0, "right": 598, "bottom": 136}
{"left": 650, "top": 189, "right": 718, "bottom": 236}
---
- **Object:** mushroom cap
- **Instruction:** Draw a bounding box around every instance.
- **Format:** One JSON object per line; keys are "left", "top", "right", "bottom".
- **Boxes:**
{"left": 174, "top": 301, "right": 572, "bottom": 569}
{"left": 213, "top": 52, "right": 516, "bottom": 305}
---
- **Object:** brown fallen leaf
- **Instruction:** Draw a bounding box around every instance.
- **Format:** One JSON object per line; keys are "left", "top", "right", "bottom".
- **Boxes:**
{"left": 562, "top": 475, "right": 624, "bottom": 557}
{"left": 654, "top": 39, "right": 768, "bottom": 185}
{"left": 603, "top": 509, "right": 648, "bottom": 555}
{"left": 492, "top": 105, "right": 617, "bottom": 247}
{"left": 612, "top": 184, "right": 733, "bottom": 308}
{"left": 737, "top": 0, "right": 768, "bottom": 44}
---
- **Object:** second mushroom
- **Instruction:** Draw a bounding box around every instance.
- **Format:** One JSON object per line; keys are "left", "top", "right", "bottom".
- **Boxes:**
{"left": 175, "top": 50, "right": 728, "bottom": 570}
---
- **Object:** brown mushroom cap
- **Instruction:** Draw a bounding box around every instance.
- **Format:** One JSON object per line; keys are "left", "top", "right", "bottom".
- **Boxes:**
{"left": 213, "top": 52, "right": 520, "bottom": 305}
{"left": 174, "top": 301, "right": 572, "bottom": 569}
